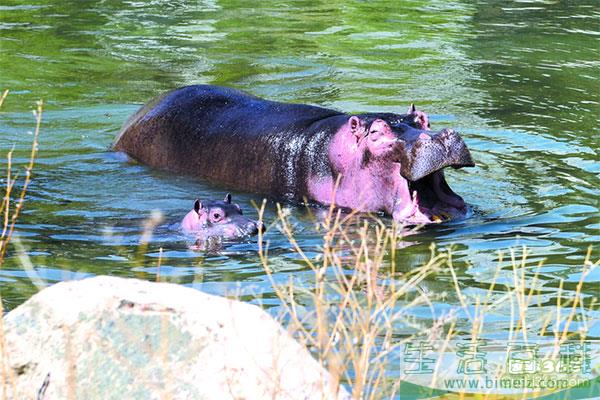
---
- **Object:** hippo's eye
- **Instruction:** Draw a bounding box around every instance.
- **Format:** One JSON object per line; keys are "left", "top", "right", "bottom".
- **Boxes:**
{"left": 210, "top": 211, "right": 223, "bottom": 222}
{"left": 209, "top": 208, "right": 226, "bottom": 223}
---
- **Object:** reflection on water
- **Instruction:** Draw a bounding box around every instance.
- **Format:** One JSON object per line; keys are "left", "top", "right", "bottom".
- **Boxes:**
{"left": 0, "top": 0, "right": 598, "bottom": 347}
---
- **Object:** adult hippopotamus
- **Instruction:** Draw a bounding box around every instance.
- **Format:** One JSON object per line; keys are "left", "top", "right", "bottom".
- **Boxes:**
{"left": 181, "top": 193, "right": 261, "bottom": 239}
{"left": 114, "top": 85, "right": 474, "bottom": 224}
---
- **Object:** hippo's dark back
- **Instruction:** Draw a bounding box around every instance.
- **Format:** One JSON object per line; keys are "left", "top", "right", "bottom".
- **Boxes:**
{"left": 114, "top": 85, "right": 346, "bottom": 199}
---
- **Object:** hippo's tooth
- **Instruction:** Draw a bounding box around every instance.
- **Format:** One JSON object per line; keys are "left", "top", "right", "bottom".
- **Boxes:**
{"left": 439, "top": 211, "right": 451, "bottom": 220}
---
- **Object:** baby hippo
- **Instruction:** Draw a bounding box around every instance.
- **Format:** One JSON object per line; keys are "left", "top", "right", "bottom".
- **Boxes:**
{"left": 181, "top": 193, "right": 262, "bottom": 239}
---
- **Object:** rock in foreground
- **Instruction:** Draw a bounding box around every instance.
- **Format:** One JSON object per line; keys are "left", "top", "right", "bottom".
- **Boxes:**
{"left": 3, "top": 276, "right": 349, "bottom": 400}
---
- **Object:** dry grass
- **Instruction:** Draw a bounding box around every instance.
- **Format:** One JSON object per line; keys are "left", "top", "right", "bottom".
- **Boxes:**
{"left": 0, "top": 92, "right": 42, "bottom": 264}
{"left": 256, "top": 200, "right": 598, "bottom": 398}
{"left": 0, "top": 91, "right": 43, "bottom": 399}
{"left": 257, "top": 202, "right": 445, "bottom": 398}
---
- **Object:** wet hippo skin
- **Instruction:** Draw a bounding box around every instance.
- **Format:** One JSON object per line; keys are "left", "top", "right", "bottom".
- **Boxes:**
{"left": 114, "top": 85, "right": 474, "bottom": 224}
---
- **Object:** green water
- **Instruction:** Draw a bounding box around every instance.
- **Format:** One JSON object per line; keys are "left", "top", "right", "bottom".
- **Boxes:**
{"left": 1, "top": 0, "right": 598, "bottom": 354}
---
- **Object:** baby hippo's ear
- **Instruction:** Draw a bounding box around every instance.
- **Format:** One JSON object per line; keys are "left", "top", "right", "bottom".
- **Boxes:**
{"left": 407, "top": 103, "right": 416, "bottom": 114}
{"left": 194, "top": 199, "right": 202, "bottom": 214}
{"left": 224, "top": 193, "right": 232, "bottom": 204}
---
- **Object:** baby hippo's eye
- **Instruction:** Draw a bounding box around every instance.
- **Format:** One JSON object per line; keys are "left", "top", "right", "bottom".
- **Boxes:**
{"left": 209, "top": 209, "right": 225, "bottom": 223}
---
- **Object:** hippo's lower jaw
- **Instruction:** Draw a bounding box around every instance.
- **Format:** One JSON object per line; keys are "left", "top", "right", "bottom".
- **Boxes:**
{"left": 394, "top": 170, "right": 467, "bottom": 224}
{"left": 188, "top": 221, "right": 262, "bottom": 242}
{"left": 191, "top": 218, "right": 263, "bottom": 240}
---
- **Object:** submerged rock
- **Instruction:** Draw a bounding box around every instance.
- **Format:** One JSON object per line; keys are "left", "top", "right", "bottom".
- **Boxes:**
{"left": 2, "top": 276, "right": 349, "bottom": 400}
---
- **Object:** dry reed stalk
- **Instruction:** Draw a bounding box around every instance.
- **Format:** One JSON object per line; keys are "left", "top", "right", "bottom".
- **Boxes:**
{"left": 258, "top": 197, "right": 453, "bottom": 399}
{"left": 0, "top": 94, "right": 43, "bottom": 400}
{"left": 258, "top": 195, "right": 597, "bottom": 399}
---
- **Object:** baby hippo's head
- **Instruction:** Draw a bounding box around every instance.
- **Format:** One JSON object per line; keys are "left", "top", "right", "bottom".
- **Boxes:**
{"left": 181, "top": 193, "right": 262, "bottom": 239}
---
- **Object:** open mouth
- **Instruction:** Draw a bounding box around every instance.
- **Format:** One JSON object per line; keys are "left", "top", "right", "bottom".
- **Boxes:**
{"left": 395, "top": 170, "right": 467, "bottom": 224}
{"left": 392, "top": 127, "right": 474, "bottom": 224}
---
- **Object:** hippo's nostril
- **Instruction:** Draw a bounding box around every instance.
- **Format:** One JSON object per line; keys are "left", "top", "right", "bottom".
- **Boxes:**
{"left": 246, "top": 221, "right": 262, "bottom": 235}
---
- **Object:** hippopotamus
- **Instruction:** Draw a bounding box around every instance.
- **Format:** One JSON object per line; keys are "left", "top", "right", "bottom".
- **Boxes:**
{"left": 114, "top": 85, "right": 474, "bottom": 224}
{"left": 181, "top": 193, "right": 261, "bottom": 239}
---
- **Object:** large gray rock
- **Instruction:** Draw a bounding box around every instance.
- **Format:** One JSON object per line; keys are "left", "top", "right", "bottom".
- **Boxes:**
{"left": 2, "top": 276, "right": 349, "bottom": 400}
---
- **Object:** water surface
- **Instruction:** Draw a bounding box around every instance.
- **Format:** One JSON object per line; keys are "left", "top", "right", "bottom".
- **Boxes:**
{"left": 1, "top": 0, "right": 598, "bottom": 343}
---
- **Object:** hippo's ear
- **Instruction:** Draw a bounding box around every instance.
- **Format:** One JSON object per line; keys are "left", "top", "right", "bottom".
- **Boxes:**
{"left": 224, "top": 193, "right": 232, "bottom": 204}
{"left": 194, "top": 199, "right": 202, "bottom": 214}
{"left": 407, "top": 103, "right": 416, "bottom": 114}
{"left": 349, "top": 116, "right": 365, "bottom": 139}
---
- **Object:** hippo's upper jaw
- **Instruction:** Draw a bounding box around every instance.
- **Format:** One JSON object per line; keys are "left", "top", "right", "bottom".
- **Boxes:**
{"left": 394, "top": 128, "right": 475, "bottom": 182}
{"left": 392, "top": 128, "right": 474, "bottom": 224}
